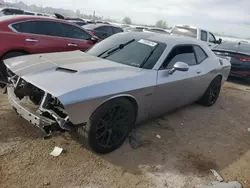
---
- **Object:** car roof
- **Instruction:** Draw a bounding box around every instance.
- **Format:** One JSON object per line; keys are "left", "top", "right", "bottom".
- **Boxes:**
{"left": 1, "top": 7, "right": 24, "bottom": 11}
{"left": 175, "top": 24, "right": 198, "bottom": 30}
{"left": 0, "top": 15, "right": 72, "bottom": 24}
{"left": 83, "top": 23, "right": 120, "bottom": 30}
{"left": 215, "top": 41, "right": 250, "bottom": 54}
{"left": 121, "top": 32, "right": 206, "bottom": 46}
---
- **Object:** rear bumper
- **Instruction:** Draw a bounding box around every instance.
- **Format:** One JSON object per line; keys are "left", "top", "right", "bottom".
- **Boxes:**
{"left": 230, "top": 67, "right": 250, "bottom": 78}
{"left": 7, "top": 86, "right": 56, "bottom": 136}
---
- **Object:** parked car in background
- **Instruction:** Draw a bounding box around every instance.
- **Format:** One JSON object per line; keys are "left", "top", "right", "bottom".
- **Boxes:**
{"left": 170, "top": 25, "right": 222, "bottom": 49}
{"left": 0, "top": 8, "right": 24, "bottom": 16}
{"left": 0, "top": 15, "right": 99, "bottom": 81}
{"left": 4, "top": 32, "right": 230, "bottom": 154}
{"left": 96, "top": 20, "right": 110, "bottom": 24}
{"left": 82, "top": 23, "right": 123, "bottom": 40}
{"left": 144, "top": 27, "right": 169, "bottom": 34}
{"left": 124, "top": 27, "right": 146, "bottom": 32}
{"left": 67, "top": 19, "right": 87, "bottom": 26}
{"left": 23, "top": 11, "right": 46, "bottom": 16}
{"left": 0, "top": 8, "right": 51, "bottom": 17}
{"left": 213, "top": 41, "right": 250, "bottom": 79}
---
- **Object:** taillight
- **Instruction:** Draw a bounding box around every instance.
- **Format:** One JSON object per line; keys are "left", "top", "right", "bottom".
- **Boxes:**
{"left": 236, "top": 56, "right": 250, "bottom": 61}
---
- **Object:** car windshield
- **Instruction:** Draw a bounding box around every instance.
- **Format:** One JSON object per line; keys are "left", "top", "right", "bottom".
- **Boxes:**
{"left": 215, "top": 42, "right": 250, "bottom": 54}
{"left": 171, "top": 26, "right": 197, "bottom": 38}
{"left": 86, "top": 33, "right": 166, "bottom": 68}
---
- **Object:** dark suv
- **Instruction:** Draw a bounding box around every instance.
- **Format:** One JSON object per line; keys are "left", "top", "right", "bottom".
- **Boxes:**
{"left": 82, "top": 24, "right": 123, "bottom": 40}
{"left": 0, "top": 8, "right": 24, "bottom": 16}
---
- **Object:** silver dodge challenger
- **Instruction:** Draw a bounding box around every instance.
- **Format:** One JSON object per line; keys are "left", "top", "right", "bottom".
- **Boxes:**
{"left": 4, "top": 32, "right": 231, "bottom": 153}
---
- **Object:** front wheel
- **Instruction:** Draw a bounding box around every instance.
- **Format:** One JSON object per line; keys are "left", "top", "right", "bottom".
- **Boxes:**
{"left": 198, "top": 76, "right": 222, "bottom": 106}
{"left": 74, "top": 98, "right": 136, "bottom": 154}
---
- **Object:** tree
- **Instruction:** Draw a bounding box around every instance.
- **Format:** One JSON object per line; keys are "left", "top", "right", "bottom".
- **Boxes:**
{"left": 155, "top": 20, "right": 168, "bottom": 29}
{"left": 123, "top": 17, "right": 132, "bottom": 24}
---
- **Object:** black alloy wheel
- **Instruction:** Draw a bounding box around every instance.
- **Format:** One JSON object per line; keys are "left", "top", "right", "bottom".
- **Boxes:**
{"left": 96, "top": 104, "right": 129, "bottom": 148}
{"left": 74, "top": 98, "right": 136, "bottom": 154}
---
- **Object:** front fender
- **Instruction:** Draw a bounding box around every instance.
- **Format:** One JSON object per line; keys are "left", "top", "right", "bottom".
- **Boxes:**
{"left": 63, "top": 86, "right": 154, "bottom": 125}
{"left": 63, "top": 93, "right": 138, "bottom": 125}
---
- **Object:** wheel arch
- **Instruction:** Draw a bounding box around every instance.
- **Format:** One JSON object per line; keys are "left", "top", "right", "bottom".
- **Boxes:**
{"left": 90, "top": 94, "right": 139, "bottom": 122}
{"left": 216, "top": 74, "right": 223, "bottom": 81}
{"left": 1, "top": 49, "right": 30, "bottom": 60}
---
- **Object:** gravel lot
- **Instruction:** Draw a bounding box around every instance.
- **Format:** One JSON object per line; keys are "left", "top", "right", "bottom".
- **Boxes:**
{"left": 1, "top": 79, "right": 250, "bottom": 188}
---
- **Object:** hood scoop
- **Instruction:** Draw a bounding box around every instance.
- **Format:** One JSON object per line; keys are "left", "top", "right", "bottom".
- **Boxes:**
{"left": 55, "top": 67, "right": 77, "bottom": 73}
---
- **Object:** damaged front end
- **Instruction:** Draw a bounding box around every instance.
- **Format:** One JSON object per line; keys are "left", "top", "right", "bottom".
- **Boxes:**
{"left": 7, "top": 74, "right": 72, "bottom": 138}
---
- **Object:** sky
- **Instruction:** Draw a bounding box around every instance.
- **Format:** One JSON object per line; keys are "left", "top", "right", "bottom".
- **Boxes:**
{"left": 6, "top": 0, "right": 250, "bottom": 38}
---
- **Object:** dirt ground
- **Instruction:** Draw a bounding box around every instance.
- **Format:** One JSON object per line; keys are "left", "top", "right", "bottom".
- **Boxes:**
{"left": 1, "top": 78, "right": 250, "bottom": 188}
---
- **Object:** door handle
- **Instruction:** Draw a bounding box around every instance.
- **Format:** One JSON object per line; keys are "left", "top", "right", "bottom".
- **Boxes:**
{"left": 26, "top": 38, "right": 38, "bottom": 42}
{"left": 68, "top": 43, "right": 78, "bottom": 47}
{"left": 196, "top": 70, "right": 201, "bottom": 74}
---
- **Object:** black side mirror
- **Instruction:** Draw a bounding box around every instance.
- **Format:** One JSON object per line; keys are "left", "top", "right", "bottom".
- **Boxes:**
{"left": 217, "top": 38, "right": 222, "bottom": 44}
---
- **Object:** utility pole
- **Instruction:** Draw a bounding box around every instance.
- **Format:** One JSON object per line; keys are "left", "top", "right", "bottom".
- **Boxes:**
{"left": 93, "top": 11, "right": 95, "bottom": 23}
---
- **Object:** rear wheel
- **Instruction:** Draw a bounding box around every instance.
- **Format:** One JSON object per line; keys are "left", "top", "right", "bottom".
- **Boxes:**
{"left": 0, "top": 52, "right": 27, "bottom": 87}
{"left": 74, "top": 98, "right": 136, "bottom": 154}
{"left": 198, "top": 76, "right": 222, "bottom": 106}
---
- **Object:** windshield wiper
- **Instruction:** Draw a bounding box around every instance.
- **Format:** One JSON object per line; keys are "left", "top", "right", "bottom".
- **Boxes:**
{"left": 98, "top": 39, "right": 135, "bottom": 58}
{"left": 139, "top": 44, "right": 159, "bottom": 68}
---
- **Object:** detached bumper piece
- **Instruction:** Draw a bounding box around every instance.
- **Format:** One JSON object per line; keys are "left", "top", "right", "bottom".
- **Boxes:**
{"left": 7, "top": 86, "right": 69, "bottom": 138}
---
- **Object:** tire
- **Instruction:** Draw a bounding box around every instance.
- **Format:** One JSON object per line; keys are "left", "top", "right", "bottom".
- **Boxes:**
{"left": 198, "top": 76, "right": 222, "bottom": 106}
{"left": 74, "top": 98, "right": 136, "bottom": 154}
{"left": 0, "top": 52, "right": 27, "bottom": 87}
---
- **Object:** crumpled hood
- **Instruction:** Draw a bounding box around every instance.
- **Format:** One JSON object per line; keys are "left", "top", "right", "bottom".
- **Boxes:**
{"left": 4, "top": 50, "right": 144, "bottom": 98}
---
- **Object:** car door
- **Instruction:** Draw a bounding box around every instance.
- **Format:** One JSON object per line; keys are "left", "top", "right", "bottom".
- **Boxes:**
{"left": 151, "top": 44, "right": 208, "bottom": 117}
{"left": 60, "top": 22, "right": 94, "bottom": 52}
{"left": 11, "top": 20, "right": 66, "bottom": 54}
{"left": 208, "top": 32, "right": 218, "bottom": 49}
{"left": 94, "top": 26, "right": 113, "bottom": 39}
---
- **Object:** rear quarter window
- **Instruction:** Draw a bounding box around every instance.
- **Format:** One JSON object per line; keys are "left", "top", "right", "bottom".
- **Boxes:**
{"left": 194, "top": 45, "right": 208, "bottom": 64}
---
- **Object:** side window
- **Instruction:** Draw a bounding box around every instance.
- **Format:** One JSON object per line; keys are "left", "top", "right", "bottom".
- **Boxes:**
{"left": 61, "top": 23, "right": 91, "bottom": 40}
{"left": 12, "top": 21, "right": 63, "bottom": 37}
{"left": 164, "top": 45, "right": 197, "bottom": 69}
{"left": 208, "top": 32, "right": 216, "bottom": 43}
{"left": 112, "top": 27, "right": 123, "bottom": 34}
{"left": 34, "top": 21, "right": 63, "bottom": 37}
{"left": 193, "top": 45, "right": 208, "bottom": 64}
{"left": 12, "top": 21, "right": 36, "bottom": 33}
{"left": 201, "top": 30, "right": 208, "bottom": 41}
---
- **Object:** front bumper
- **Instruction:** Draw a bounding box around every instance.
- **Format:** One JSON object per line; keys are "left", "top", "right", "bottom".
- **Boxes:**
{"left": 7, "top": 86, "right": 56, "bottom": 136}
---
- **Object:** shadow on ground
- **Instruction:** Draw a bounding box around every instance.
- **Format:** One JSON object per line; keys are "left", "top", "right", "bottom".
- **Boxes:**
{"left": 227, "top": 76, "right": 250, "bottom": 86}
{"left": 102, "top": 87, "right": 250, "bottom": 178}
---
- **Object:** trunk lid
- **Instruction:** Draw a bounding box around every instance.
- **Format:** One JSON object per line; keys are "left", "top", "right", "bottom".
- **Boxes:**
{"left": 213, "top": 49, "right": 250, "bottom": 66}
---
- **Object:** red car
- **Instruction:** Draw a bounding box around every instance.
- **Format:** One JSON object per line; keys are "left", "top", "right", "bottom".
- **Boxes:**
{"left": 0, "top": 15, "right": 99, "bottom": 80}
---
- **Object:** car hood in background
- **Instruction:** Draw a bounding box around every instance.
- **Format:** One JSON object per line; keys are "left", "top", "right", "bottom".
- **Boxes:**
{"left": 4, "top": 50, "right": 145, "bottom": 98}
